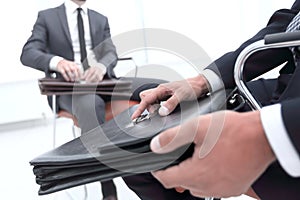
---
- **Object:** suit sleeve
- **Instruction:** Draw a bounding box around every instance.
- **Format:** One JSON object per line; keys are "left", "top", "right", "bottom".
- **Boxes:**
{"left": 93, "top": 16, "right": 118, "bottom": 79}
{"left": 205, "top": 6, "right": 299, "bottom": 88}
{"left": 20, "top": 11, "right": 54, "bottom": 73}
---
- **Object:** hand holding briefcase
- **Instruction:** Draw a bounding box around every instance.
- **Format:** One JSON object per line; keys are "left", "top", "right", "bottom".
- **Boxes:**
{"left": 30, "top": 90, "right": 225, "bottom": 195}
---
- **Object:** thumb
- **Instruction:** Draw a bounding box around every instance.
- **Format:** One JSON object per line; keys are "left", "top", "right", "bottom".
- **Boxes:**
{"left": 150, "top": 118, "right": 199, "bottom": 153}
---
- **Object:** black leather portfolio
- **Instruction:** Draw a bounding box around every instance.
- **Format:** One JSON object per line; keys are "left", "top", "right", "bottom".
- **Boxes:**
{"left": 38, "top": 77, "right": 132, "bottom": 97}
{"left": 30, "top": 91, "right": 226, "bottom": 195}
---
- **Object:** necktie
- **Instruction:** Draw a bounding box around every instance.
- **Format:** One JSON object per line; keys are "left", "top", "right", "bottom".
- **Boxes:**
{"left": 77, "top": 8, "right": 89, "bottom": 70}
{"left": 286, "top": 11, "right": 300, "bottom": 32}
{"left": 286, "top": 11, "right": 300, "bottom": 62}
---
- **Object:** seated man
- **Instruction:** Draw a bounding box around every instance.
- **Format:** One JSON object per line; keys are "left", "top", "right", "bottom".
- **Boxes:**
{"left": 131, "top": 0, "right": 300, "bottom": 199}
{"left": 20, "top": 0, "right": 164, "bottom": 199}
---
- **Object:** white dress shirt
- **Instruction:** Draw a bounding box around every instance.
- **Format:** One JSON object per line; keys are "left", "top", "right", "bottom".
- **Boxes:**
{"left": 202, "top": 69, "right": 300, "bottom": 177}
{"left": 49, "top": 0, "right": 106, "bottom": 76}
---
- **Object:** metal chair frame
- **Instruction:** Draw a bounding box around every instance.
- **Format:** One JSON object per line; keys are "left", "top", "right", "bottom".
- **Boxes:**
{"left": 234, "top": 31, "right": 300, "bottom": 111}
{"left": 208, "top": 31, "right": 300, "bottom": 200}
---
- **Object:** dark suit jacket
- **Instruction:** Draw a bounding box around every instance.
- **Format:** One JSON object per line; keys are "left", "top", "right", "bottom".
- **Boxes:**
{"left": 20, "top": 3, "right": 118, "bottom": 79}
{"left": 206, "top": 1, "right": 300, "bottom": 199}
{"left": 20, "top": 3, "right": 118, "bottom": 111}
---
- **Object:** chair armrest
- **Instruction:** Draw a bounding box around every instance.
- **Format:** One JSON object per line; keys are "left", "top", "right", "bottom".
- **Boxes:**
{"left": 115, "top": 57, "right": 138, "bottom": 78}
{"left": 265, "top": 31, "right": 300, "bottom": 45}
{"left": 234, "top": 31, "right": 300, "bottom": 110}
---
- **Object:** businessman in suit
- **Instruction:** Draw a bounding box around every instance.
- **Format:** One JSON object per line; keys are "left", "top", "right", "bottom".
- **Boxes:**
{"left": 131, "top": 1, "right": 300, "bottom": 199}
{"left": 20, "top": 0, "right": 118, "bottom": 199}
{"left": 20, "top": 0, "right": 118, "bottom": 131}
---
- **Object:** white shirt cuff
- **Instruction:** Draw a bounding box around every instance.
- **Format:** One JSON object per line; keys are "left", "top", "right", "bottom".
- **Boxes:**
{"left": 260, "top": 104, "right": 300, "bottom": 177}
{"left": 49, "top": 56, "right": 64, "bottom": 71}
{"left": 201, "top": 69, "right": 224, "bottom": 93}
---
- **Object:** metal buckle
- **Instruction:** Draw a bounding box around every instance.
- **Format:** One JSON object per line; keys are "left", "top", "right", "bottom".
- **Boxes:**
{"left": 132, "top": 107, "right": 159, "bottom": 125}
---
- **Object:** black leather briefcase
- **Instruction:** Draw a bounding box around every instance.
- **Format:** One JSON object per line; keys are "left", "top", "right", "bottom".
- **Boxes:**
{"left": 30, "top": 90, "right": 226, "bottom": 195}
{"left": 38, "top": 77, "right": 132, "bottom": 97}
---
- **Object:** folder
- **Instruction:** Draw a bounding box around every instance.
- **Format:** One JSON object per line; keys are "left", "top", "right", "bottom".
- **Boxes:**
{"left": 38, "top": 77, "right": 132, "bottom": 97}
{"left": 30, "top": 90, "right": 225, "bottom": 195}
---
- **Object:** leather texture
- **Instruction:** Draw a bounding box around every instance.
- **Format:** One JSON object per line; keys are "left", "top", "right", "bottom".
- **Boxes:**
{"left": 30, "top": 90, "right": 226, "bottom": 195}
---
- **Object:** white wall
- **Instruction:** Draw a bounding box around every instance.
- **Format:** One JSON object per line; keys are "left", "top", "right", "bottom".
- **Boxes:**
{"left": 0, "top": 0, "right": 295, "bottom": 124}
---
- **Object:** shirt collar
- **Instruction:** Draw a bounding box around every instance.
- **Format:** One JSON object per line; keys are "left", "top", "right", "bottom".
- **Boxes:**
{"left": 65, "top": 0, "right": 88, "bottom": 15}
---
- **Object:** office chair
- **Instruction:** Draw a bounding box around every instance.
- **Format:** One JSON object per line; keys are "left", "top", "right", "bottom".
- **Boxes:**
{"left": 52, "top": 100, "right": 139, "bottom": 147}
{"left": 231, "top": 31, "right": 300, "bottom": 110}
{"left": 206, "top": 31, "right": 300, "bottom": 200}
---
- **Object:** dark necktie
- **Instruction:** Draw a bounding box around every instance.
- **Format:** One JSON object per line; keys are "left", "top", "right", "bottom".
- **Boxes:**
{"left": 286, "top": 11, "right": 300, "bottom": 62}
{"left": 77, "top": 8, "right": 89, "bottom": 70}
{"left": 286, "top": 11, "right": 300, "bottom": 32}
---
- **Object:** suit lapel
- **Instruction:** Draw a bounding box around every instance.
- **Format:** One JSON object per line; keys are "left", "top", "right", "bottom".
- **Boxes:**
{"left": 57, "top": 4, "right": 73, "bottom": 47}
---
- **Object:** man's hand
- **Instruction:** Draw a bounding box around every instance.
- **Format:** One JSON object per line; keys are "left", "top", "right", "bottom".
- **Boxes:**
{"left": 131, "top": 75, "right": 209, "bottom": 119}
{"left": 82, "top": 66, "right": 105, "bottom": 83}
{"left": 57, "top": 59, "right": 81, "bottom": 82}
{"left": 150, "top": 110, "right": 276, "bottom": 198}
